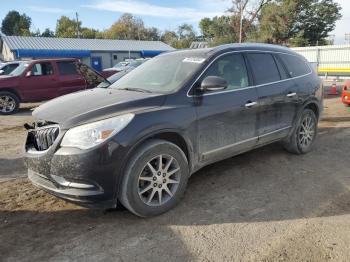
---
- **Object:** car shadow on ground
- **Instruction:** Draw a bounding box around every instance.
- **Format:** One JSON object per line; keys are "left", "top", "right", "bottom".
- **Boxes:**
{"left": 0, "top": 125, "right": 349, "bottom": 260}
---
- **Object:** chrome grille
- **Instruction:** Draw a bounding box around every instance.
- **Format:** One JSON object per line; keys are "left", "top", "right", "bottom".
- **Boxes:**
{"left": 27, "top": 125, "right": 59, "bottom": 151}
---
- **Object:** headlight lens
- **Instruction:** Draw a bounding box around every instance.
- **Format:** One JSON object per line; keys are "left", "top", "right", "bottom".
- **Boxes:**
{"left": 61, "top": 113, "right": 134, "bottom": 149}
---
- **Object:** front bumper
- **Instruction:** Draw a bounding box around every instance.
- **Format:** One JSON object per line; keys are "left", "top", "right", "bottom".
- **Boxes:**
{"left": 25, "top": 135, "right": 126, "bottom": 208}
{"left": 341, "top": 91, "right": 350, "bottom": 104}
{"left": 28, "top": 169, "right": 115, "bottom": 208}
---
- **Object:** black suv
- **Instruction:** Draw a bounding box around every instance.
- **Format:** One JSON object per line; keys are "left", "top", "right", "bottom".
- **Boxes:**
{"left": 25, "top": 44, "right": 323, "bottom": 217}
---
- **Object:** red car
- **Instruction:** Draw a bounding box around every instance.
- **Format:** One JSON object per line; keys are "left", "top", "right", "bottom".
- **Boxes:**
{"left": 0, "top": 58, "right": 105, "bottom": 114}
{"left": 341, "top": 81, "right": 350, "bottom": 106}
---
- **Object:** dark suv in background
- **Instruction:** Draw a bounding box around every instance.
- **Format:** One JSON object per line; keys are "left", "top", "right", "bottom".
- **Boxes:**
{"left": 0, "top": 58, "right": 104, "bottom": 114}
{"left": 25, "top": 44, "right": 323, "bottom": 217}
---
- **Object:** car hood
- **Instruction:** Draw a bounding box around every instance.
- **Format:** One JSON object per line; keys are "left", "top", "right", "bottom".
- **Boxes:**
{"left": 33, "top": 88, "right": 166, "bottom": 129}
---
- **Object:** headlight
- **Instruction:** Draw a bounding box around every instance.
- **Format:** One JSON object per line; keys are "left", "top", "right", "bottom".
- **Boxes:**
{"left": 61, "top": 113, "right": 134, "bottom": 149}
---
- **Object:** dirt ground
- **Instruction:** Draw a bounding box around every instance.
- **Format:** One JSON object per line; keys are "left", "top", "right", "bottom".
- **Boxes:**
{"left": 0, "top": 97, "right": 350, "bottom": 261}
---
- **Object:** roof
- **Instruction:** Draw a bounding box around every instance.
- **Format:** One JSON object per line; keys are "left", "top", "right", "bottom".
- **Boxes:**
{"left": 210, "top": 43, "right": 295, "bottom": 54}
{"left": 1, "top": 36, "right": 175, "bottom": 52}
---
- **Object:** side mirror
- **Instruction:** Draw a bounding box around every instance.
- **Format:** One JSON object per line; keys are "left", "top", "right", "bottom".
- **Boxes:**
{"left": 200, "top": 76, "right": 228, "bottom": 92}
{"left": 0, "top": 70, "right": 4, "bottom": 75}
{"left": 25, "top": 71, "right": 32, "bottom": 77}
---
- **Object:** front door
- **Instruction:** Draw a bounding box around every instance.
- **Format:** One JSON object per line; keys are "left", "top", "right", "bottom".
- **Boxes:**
{"left": 91, "top": 56, "right": 102, "bottom": 72}
{"left": 21, "top": 62, "right": 58, "bottom": 101}
{"left": 195, "top": 53, "right": 259, "bottom": 164}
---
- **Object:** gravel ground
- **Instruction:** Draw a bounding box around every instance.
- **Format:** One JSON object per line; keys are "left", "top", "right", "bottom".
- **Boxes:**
{"left": 0, "top": 98, "right": 350, "bottom": 262}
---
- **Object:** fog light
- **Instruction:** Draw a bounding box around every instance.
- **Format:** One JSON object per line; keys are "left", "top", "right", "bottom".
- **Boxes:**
{"left": 345, "top": 96, "right": 348, "bottom": 100}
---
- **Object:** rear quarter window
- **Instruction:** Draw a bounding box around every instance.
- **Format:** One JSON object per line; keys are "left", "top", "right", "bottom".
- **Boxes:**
{"left": 247, "top": 53, "right": 281, "bottom": 85}
{"left": 278, "top": 54, "right": 311, "bottom": 77}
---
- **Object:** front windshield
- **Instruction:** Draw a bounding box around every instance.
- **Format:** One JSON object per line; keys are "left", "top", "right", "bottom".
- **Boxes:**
{"left": 9, "top": 62, "right": 29, "bottom": 76}
{"left": 109, "top": 53, "right": 206, "bottom": 93}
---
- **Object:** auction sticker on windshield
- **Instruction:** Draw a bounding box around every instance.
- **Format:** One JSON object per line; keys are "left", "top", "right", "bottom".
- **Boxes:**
{"left": 183, "top": 57, "right": 206, "bottom": 63}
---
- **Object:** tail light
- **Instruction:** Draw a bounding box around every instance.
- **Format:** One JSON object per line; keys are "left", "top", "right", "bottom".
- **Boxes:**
{"left": 344, "top": 85, "right": 348, "bottom": 91}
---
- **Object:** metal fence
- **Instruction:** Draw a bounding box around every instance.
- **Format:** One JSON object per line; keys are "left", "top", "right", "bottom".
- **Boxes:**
{"left": 291, "top": 45, "right": 350, "bottom": 76}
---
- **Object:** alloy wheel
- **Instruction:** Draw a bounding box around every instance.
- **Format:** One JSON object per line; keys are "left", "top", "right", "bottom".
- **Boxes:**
{"left": 138, "top": 154, "right": 181, "bottom": 207}
{"left": 0, "top": 95, "right": 16, "bottom": 113}
{"left": 298, "top": 114, "right": 316, "bottom": 149}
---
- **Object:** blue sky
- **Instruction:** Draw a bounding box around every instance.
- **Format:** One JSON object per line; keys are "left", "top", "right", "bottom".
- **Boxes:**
{"left": 0, "top": 0, "right": 349, "bottom": 44}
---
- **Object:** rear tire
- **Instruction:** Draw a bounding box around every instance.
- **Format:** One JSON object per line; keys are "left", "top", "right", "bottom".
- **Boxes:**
{"left": 283, "top": 109, "right": 318, "bottom": 155}
{"left": 119, "top": 139, "right": 189, "bottom": 217}
{"left": 0, "top": 91, "right": 20, "bottom": 115}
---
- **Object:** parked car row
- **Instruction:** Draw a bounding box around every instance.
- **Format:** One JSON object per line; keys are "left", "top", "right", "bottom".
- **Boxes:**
{"left": 99, "top": 58, "right": 150, "bottom": 88}
{"left": 0, "top": 58, "right": 105, "bottom": 114}
{"left": 103, "top": 58, "right": 149, "bottom": 74}
{"left": 0, "top": 57, "right": 151, "bottom": 114}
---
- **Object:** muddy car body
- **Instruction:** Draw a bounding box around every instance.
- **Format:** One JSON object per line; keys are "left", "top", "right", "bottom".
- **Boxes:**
{"left": 25, "top": 44, "right": 323, "bottom": 217}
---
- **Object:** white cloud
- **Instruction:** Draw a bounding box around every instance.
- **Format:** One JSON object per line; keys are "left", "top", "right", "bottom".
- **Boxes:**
{"left": 28, "top": 6, "right": 73, "bottom": 14}
{"left": 82, "top": 0, "right": 227, "bottom": 21}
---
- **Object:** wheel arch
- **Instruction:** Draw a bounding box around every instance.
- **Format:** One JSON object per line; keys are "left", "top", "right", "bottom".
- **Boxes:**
{"left": 0, "top": 88, "right": 22, "bottom": 102}
{"left": 115, "top": 129, "right": 194, "bottom": 203}
{"left": 303, "top": 100, "right": 321, "bottom": 120}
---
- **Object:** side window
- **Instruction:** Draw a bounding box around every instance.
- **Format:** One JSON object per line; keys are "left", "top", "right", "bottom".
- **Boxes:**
{"left": 31, "top": 63, "right": 54, "bottom": 76}
{"left": 274, "top": 55, "right": 289, "bottom": 80}
{"left": 57, "top": 61, "right": 78, "bottom": 75}
{"left": 3, "top": 64, "right": 18, "bottom": 74}
{"left": 278, "top": 54, "right": 311, "bottom": 77}
{"left": 201, "top": 53, "right": 249, "bottom": 91}
{"left": 247, "top": 53, "right": 281, "bottom": 85}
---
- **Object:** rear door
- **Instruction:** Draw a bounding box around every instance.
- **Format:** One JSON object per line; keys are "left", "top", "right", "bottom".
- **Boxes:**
{"left": 20, "top": 61, "right": 58, "bottom": 101}
{"left": 195, "top": 53, "right": 259, "bottom": 164}
{"left": 56, "top": 61, "right": 86, "bottom": 96}
{"left": 246, "top": 52, "right": 295, "bottom": 144}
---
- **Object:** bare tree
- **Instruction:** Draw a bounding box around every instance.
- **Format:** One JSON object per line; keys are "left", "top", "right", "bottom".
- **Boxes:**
{"left": 228, "top": 0, "right": 272, "bottom": 42}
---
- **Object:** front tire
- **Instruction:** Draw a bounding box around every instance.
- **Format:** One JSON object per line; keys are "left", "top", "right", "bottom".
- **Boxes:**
{"left": 119, "top": 139, "right": 189, "bottom": 217}
{"left": 0, "top": 91, "right": 20, "bottom": 115}
{"left": 283, "top": 109, "right": 318, "bottom": 154}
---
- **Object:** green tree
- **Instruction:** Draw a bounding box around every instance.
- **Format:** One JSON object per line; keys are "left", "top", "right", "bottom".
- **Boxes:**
{"left": 1, "top": 10, "right": 31, "bottom": 36}
{"left": 81, "top": 28, "right": 97, "bottom": 39}
{"left": 55, "top": 16, "right": 81, "bottom": 38}
{"left": 257, "top": 0, "right": 341, "bottom": 46}
{"left": 297, "top": 0, "right": 342, "bottom": 45}
{"left": 106, "top": 13, "right": 145, "bottom": 40}
{"left": 41, "top": 28, "right": 55, "bottom": 37}
{"left": 142, "top": 27, "right": 160, "bottom": 41}
{"left": 160, "top": 30, "right": 179, "bottom": 47}
{"left": 199, "top": 16, "right": 238, "bottom": 45}
{"left": 174, "top": 23, "right": 196, "bottom": 48}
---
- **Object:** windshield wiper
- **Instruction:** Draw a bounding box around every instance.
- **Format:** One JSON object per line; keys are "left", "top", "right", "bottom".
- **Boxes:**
{"left": 120, "top": 87, "right": 153, "bottom": 93}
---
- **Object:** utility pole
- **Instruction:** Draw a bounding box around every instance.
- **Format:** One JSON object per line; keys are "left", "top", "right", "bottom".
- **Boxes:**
{"left": 76, "top": 12, "right": 80, "bottom": 38}
{"left": 239, "top": 1, "right": 244, "bottom": 43}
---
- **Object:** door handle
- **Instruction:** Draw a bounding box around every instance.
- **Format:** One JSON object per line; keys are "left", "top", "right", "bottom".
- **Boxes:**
{"left": 286, "top": 92, "right": 297, "bottom": 97}
{"left": 245, "top": 101, "right": 257, "bottom": 108}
